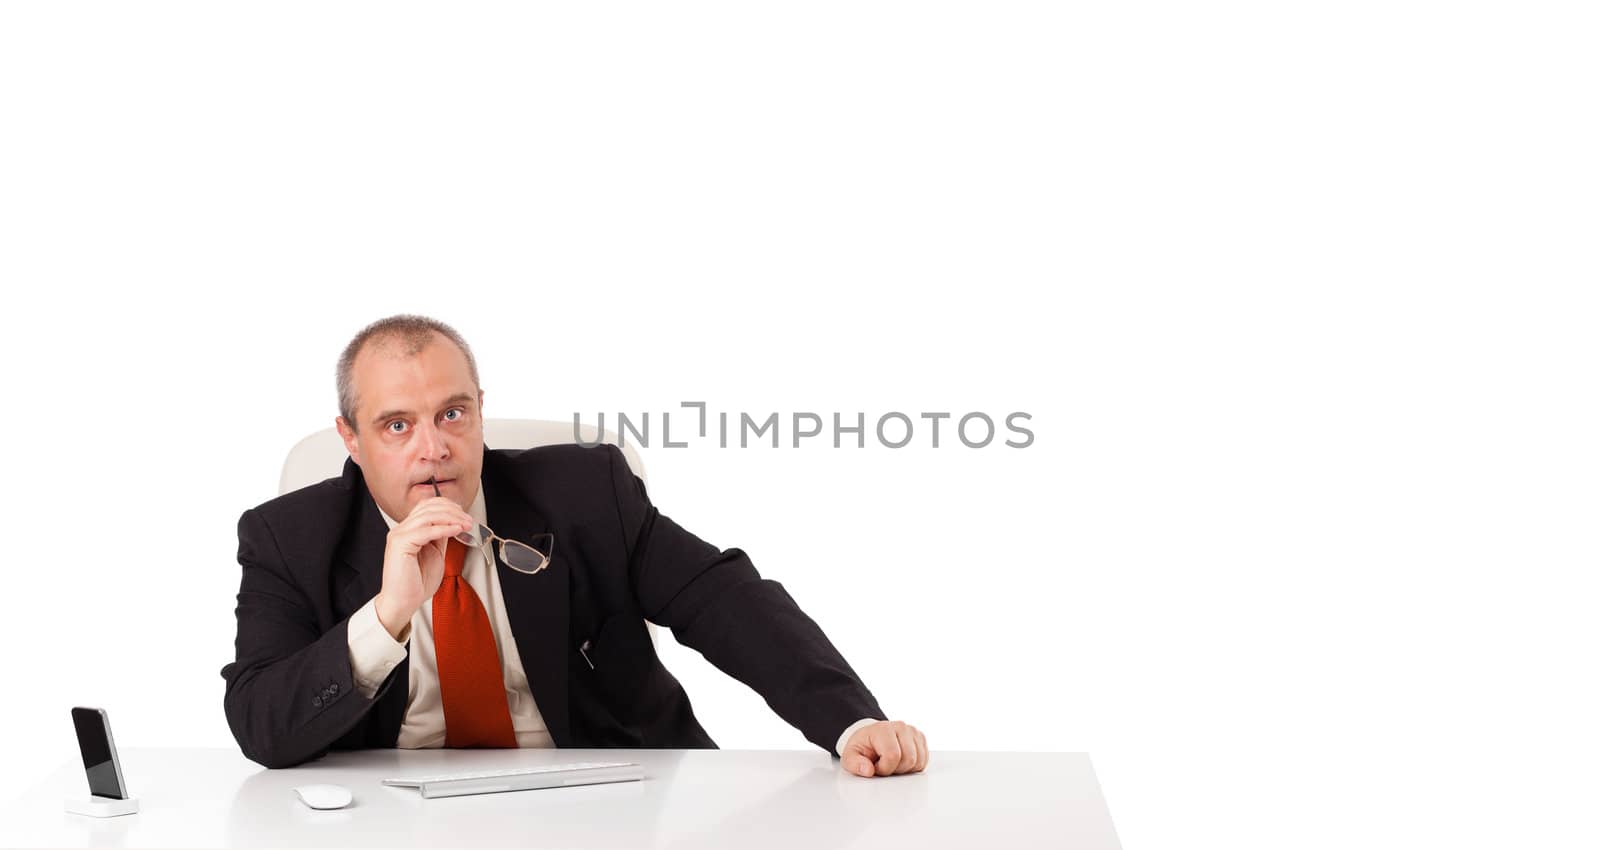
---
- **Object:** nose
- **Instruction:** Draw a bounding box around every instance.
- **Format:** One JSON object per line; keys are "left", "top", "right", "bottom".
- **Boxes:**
{"left": 416, "top": 420, "right": 450, "bottom": 467}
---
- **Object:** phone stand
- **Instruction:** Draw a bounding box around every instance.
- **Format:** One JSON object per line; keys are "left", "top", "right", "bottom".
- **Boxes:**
{"left": 64, "top": 795, "right": 140, "bottom": 818}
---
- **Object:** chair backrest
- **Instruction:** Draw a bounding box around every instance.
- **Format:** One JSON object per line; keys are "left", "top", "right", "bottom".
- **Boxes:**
{"left": 279, "top": 418, "right": 647, "bottom": 496}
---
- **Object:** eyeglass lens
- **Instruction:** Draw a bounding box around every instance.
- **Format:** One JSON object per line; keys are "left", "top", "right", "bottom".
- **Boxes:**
{"left": 499, "top": 532, "right": 554, "bottom": 574}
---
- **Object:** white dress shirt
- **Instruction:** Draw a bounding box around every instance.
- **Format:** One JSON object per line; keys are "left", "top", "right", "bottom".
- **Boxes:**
{"left": 347, "top": 478, "right": 876, "bottom": 757}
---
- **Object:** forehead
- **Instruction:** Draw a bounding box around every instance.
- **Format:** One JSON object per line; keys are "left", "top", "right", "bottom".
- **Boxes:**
{"left": 352, "top": 336, "right": 476, "bottom": 419}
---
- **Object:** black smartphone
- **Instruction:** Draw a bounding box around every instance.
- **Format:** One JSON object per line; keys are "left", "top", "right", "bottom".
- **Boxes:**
{"left": 70, "top": 707, "right": 129, "bottom": 800}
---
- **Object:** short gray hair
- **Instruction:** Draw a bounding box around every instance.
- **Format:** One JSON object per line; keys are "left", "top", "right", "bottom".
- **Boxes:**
{"left": 336, "top": 314, "right": 480, "bottom": 432}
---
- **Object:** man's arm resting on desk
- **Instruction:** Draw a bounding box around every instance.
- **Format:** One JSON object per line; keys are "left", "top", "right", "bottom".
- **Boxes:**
{"left": 601, "top": 444, "right": 897, "bottom": 758}
{"left": 220, "top": 508, "right": 398, "bottom": 769}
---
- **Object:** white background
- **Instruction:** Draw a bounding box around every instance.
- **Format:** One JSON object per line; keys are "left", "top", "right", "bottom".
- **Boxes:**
{"left": 1, "top": 3, "right": 1596, "bottom": 848}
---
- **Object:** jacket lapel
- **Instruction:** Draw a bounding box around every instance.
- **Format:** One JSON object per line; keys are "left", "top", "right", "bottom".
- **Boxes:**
{"left": 481, "top": 450, "right": 571, "bottom": 747}
{"left": 335, "top": 457, "right": 389, "bottom": 617}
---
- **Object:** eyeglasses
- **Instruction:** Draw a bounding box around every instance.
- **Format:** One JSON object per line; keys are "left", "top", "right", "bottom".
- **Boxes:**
{"left": 457, "top": 525, "right": 554, "bottom": 576}
{"left": 431, "top": 476, "right": 554, "bottom": 575}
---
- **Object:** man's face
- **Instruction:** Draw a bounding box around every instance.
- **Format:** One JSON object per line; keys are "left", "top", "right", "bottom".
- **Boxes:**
{"left": 334, "top": 334, "right": 485, "bottom": 521}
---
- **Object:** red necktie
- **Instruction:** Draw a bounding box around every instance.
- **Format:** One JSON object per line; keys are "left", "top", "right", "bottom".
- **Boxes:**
{"left": 433, "top": 538, "right": 518, "bottom": 748}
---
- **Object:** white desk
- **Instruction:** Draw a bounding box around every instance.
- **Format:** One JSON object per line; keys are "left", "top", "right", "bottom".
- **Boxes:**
{"left": 2, "top": 747, "right": 1120, "bottom": 849}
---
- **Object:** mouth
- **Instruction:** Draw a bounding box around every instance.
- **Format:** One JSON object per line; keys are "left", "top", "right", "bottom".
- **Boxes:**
{"left": 415, "top": 478, "right": 455, "bottom": 489}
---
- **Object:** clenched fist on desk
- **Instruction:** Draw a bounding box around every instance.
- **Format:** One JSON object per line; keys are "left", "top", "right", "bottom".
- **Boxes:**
{"left": 841, "top": 720, "right": 929, "bottom": 777}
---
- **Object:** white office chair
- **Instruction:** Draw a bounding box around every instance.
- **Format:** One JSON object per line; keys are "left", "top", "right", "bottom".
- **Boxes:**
{"left": 279, "top": 418, "right": 657, "bottom": 644}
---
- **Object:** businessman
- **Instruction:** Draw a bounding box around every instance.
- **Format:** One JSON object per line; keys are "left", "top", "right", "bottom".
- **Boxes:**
{"left": 221, "top": 314, "right": 928, "bottom": 777}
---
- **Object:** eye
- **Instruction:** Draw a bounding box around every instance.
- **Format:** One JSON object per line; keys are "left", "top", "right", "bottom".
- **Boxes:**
{"left": 387, "top": 420, "right": 408, "bottom": 434}
{"left": 443, "top": 408, "right": 463, "bottom": 422}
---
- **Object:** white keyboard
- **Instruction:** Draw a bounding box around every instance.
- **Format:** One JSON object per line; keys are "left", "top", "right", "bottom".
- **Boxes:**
{"left": 383, "top": 761, "right": 643, "bottom": 799}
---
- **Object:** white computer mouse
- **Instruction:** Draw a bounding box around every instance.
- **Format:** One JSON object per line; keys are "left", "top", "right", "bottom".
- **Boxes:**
{"left": 293, "top": 783, "right": 353, "bottom": 810}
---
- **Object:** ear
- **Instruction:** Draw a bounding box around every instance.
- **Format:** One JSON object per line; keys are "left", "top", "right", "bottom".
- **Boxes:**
{"left": 335, "top": 415, "right": 361, "bottom": 465}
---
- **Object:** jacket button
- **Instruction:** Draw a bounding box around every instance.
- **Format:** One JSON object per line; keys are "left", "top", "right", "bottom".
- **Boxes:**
{"left": 312, "top": 696, "right": 323, "bottom": 708}
{"left": 330, "top": 683, "right": 340, "bottom": 695}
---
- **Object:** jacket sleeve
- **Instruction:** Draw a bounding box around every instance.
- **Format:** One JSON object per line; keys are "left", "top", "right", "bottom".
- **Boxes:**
{"left": 219, "top": 508, "right": 399, "bottom": 768}
{"left": 604, "top": 444, "right": 887, "bottom": 756}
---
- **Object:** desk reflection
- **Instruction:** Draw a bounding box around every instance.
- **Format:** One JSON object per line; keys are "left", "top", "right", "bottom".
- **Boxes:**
{"left": 660, "top": 761, "right": 931, "bottom": 850}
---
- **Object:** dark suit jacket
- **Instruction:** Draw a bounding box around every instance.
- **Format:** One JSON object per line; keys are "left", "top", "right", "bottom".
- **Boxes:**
{"left": 220, "top": 442, "right": 885, "bottom": 769}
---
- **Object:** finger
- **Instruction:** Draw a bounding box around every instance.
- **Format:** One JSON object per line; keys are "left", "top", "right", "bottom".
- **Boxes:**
{"left": 403, "top": 521, "right": 475, "bottom": 548}
{"left": 424, "top": 537, "right": 448, "bottom": 561}
{"left": 401, "top": 511, "right": 476, "bottom": 536}
{"left": 842, "top": 751, "right": 875, "bottom": 778}
{"left": 403, "top": 497, "right": 471, "bottom": 517}
{"left": 894, "top": 725, "right": 919, "bottom": 774}
{"left": 915, "top": 728, "right": 928, "bottom": 772}
{"left": 873, "top": 726, "right": 903, "bottom": 776}
{"left": 403, "top": 501, "right": 475, "bottom": 528}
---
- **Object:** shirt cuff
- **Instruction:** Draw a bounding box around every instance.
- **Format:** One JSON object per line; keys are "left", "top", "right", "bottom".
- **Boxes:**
{"left": 347, "top": 596, "right": 409, "bottom": 699}
{"left": 835, "top": 717, "right": 880, "bottom": 759}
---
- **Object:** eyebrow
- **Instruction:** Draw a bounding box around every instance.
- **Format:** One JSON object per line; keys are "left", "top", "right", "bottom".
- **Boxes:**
{"left": 369, "top": 392, "right": 476, "bottom": 428}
